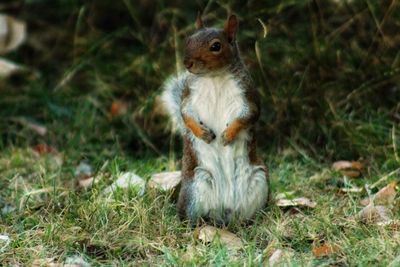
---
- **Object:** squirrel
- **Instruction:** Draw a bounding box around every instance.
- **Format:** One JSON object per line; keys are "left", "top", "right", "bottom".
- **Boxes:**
{"left": 162, "top": 13, "right": 270, "bottom": 225}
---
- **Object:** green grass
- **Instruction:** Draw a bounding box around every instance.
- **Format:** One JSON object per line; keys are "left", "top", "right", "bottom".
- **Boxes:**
{"left": 1, "top": 0, "right": 400, "bottom": 265}
{"left": 0, "top": 136, "right": 399, "bottom": 265}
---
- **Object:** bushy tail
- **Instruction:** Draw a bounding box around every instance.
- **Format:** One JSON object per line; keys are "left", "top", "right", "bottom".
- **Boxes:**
{"left": 161, "top": 73, "right": 188, "bottom": 133}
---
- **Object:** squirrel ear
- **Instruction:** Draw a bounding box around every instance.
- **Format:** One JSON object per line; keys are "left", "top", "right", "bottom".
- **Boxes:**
{"left": 224, "top": 14, "right": 238, "bottom": 43}
{"left": 195, "top": 12, "right": 204, "bottom": 30}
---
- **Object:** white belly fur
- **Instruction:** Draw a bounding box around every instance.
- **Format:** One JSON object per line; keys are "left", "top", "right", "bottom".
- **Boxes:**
{"left": 187, "top": 74, "right": 268, "bottom": 221}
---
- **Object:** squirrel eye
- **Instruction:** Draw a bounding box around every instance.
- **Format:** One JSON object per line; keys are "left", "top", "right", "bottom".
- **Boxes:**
{"left": 209, "top": 42, "right": 221, "bottom": 52}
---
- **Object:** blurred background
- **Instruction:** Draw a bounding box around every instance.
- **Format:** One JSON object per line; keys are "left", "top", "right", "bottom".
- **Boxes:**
{"left": 1, "top": 0, "right": 399, "bottom": 164}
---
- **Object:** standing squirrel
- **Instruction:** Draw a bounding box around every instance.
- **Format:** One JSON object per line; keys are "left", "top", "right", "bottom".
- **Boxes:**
{"left": 162, "top": 13, "right": 270, "bottom": 224}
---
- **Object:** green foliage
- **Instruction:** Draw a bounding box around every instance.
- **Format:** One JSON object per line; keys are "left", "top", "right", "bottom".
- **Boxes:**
{"left": 1, "top": 0, "right": 399, "bottom": 159}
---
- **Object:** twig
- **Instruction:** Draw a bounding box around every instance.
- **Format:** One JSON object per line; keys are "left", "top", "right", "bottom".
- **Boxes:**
{"left": 392, "top": 125, "right": 399, "bottom": 163}
{"left": 370, "top": 168, "right": 400, "bottom": 189}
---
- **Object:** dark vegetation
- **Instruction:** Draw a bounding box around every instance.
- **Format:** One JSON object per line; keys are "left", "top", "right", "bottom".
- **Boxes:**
{"left": 1, "top": 0, "right": 399, "bottom": 160}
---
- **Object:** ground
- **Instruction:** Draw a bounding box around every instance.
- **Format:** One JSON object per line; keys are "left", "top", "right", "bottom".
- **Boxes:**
{"left": 0, "top": 0, "right": 399, "bottom": 266}
{"left": 1, "top": 133, "right": 399, "bottom": 265}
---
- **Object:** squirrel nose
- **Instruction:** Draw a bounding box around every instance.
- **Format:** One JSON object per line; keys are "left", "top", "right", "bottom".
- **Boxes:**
{"left": 184, "top": 59, "right": 194, "bottom": 69}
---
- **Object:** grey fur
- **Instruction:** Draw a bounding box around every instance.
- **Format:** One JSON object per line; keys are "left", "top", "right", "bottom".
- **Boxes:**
{"left": 161, "top": 73, "right": 189, "bottom": 133}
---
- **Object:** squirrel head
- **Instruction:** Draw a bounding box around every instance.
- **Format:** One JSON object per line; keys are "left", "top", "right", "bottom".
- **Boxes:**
{"left": 183, "top": 14, "right": 239, "bottom": 75}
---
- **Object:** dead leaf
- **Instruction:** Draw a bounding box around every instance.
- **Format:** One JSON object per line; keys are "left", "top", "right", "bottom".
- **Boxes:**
{"left": 32, "top": 258, "right": 56, "bottom": 267}
{"left": 78, "top": 173, "right": 105, "bottom": 190}
{"left": 196, "top": 225, "right": 243, "bottom": 251}
{"left": 148, "top": 171, "right": 181, "bottom": 190}
{"left": 276, "top": 197, "right": 317, "bottom": 208}
{"left": 32, "top": 144, "right": 57, "bottom": 155}
{"left": 32, "top": 257, "right": 82, "bottom": 267}
{"left": 103, "top": 172, "right": 145, "bottom": 196}
{"left": 0, "top": 57, "right": 25, "bottom": 78}
{"left": 262, "top": 244, "right": 295, "bottom": 267}
{"left": 350, "top": 161, "right": 364, "bottom": 170}
{"left": 15, "top": 118, "right": 47, "bottom": 136}
{"left": 78, "top": 177, "right": 95, "bottom": 189}
{"left": 332, "top": 161, "right": 352, "bottom": 170}
{"left": 31, "top": 144, "right": 63, "bottom": 168}
{"left": 332, "top": 160, "right": 363, "bottom": 171}
{"left": 358, "top": 204, "right": 392, "bottom": 225}
{"left": 340, "top": 170, "right": 361, "bottom": 178}
{"left": 360, "top": 198, "right": 370, "bottom": 206}
{"left": 312, "top": 243, "right": 340, "bottom": 257}
{"left": 370, "top": 168, "right": 400, "bottom": 189}
{"left": 340, "top": 186, "right": 363, "bottom": 193}
{"left": 332, "top": 160, "right": 363, "bottom": 177}
{"left": 360, "top": 182, "right": 397, "bottom": 206}
{"left": 268, "top": 249, "right": 283, "bottom": 266}
{"left": 110, "top": 100, "right": 128, "bottom": 118}
{"left": 0, "top": 14, "right": 26, "bottom": 54}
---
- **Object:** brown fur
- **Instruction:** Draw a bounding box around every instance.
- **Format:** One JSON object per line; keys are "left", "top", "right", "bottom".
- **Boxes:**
{"left": 184, "top": 15, "right": 239, "bottom": 74}
{"left": 174, "top": 14, "right": 270, "bottom": 223}
{"left": 177, "top": 135, "right": 198, "bottom": 218}
{"left": 247, "top": 128, "right": 271, "bottom": 204}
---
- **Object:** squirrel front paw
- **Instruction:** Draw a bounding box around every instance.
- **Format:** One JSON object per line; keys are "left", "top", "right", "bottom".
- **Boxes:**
{"left": 199, "top": 125, "right": 216, "bottom": 144}
{"left": 221, "top": 128, "right": 234, "bottom": 146}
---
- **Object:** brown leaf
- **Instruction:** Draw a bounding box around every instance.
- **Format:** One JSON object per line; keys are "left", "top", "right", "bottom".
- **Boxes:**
{"left": 340, "top": 170, "right": 361, "bottom": 178}
{"left": 312, "top": 243, "right": 340, "bottom": 257}
{"left": 32, "top": 144, "right": 57, "bottom": 155}
{"left": 262, "top": 243, "right": 295, "bottom": 267}
{"left": 31, "top": 144, "right": 63, "bottom": 168}
{"left": 110, "top": 100, "right": 128, "bottom": 118}
{"left": 0, "top": 58, "right": 25, "bottom": 78}
{"left": 148, "top": 171, "right": 181, "bottom": 190}
{"left": 0, "top": 14, "right": 26, "bottom": 54}
{"left": 195, "top": 225, "right": 243, "bottom": 251}
{"left": 332, "top": 161, "right": 351, "bottom": 170}
{"left": 332, "top": 160, "right": 363, "bottom": 171}
{"left": 78, "top": 172, "right": 105, "bottom": 190}
{"left": 360, "top": 197, "right": 370, "bottom": 206}
{"left": 32, "top": 258, "right": 59, "bottom": 267}
{"left": 332, "top": 160, "right": 363, "bottom": 177}
{"left": 361, "top": 182, "right": 397, "bottom": 206}
{"left": 267, "top": 249, "right": 284, "bottom": 266}
{"left": 372, "top": 182, "right": 397, "bottom": 205}
{"left": 276, "top": 197, "right": 317, "bottom": 208}
{"left": 16, "top": 118, "right": 47, "bottom": 136}
{"left": 358, "top": 204, "right": 392, "bottom": 225}
{"left": 78, "top": 177, "right": 95, "bottom": 189}
{"left": 350, "top": 161, "right": 364, "bottom": 170}
{"left": 340, "top": 186, "right": 363, "bottom": 193}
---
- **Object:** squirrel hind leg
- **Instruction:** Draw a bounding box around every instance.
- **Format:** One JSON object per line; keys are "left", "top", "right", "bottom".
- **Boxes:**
{"left": 186, "top": 167, "right": 217, "bottom": 222}
{"left": 234, "top": 161, "right": 269, "bottom": 220}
